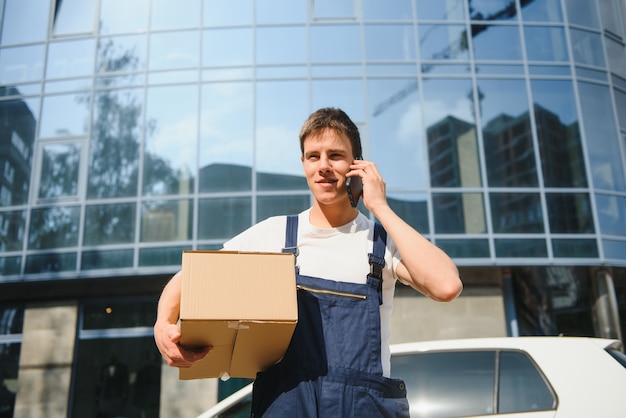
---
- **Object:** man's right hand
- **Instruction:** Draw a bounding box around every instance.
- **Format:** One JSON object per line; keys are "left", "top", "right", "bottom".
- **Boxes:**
{"left": 154, "top": 322, "right": 211, "bottom": 368}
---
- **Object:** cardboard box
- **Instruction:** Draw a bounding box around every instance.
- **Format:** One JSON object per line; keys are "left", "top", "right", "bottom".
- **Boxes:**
{"left": 178, "top": 250, "right": 297, "bottom": 380}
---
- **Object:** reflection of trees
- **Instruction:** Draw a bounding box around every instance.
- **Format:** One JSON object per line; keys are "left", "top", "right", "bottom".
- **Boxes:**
{"left": 28, "top": 206, "right": 79, "bottom": 250}
{"left": 88, "top": 89, "right": 142, "bottom": 198}
{"left": 29, "top": 37, "right": 180, "bottom": 251}
{"left": 87, "top": 39, "right": 178, "bottom": 199}
{"left": 39, "top": 143, "right": 80, "bottom": 199}
{"left": 142, "top": 156, "right": 181, "bottom": 196}
{"left": 87, "top": 39, "right": 142, "bottom": 199}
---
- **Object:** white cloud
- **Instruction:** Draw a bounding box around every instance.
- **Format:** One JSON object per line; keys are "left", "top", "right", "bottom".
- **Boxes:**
{"left": 255, "top": 124, "right": 302, "bottom": 175}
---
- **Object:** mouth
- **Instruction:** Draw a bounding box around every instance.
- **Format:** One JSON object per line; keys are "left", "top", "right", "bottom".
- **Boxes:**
{"left": 317, "top": 178, "right": 338, "bottom": 185}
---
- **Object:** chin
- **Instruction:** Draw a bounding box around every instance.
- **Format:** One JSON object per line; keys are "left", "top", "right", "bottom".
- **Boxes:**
{"left": 316, "top": 195, "right": 349, "bottom": 207}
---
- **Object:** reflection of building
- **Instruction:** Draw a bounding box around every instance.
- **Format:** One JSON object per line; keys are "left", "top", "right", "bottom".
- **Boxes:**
{"left": 2, "top": 1, "right": 626, "bottom": 417}
{"left": 427, "top": 105, "right": 592, "bottom": 235}
{"left": 0, "top": 87, "right": 35, "bottom": 258}
{"left": 141, "top": 210, "right": 176, "bottom": 242}
{"left": 428, "top": 116, "right": 478, "bottom": 188}
{"left": 483, "top": 113, "right": 536, "bottom": 187}
{"left": 534, "top": 104, "right": 586, "bottom": 188}
{"left": 0, "top": 87, "right": 34, "bottom": 207}
{"left": 427, "top": 116, "right": 485, "bottom": 234}
{"left": 199, "top": 163, "right": 307, "bottom": 193}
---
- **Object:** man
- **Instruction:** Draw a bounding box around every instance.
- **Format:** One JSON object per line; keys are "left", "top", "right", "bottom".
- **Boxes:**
{"left": 154, "top": 107, "right": 462, "bottom": 417}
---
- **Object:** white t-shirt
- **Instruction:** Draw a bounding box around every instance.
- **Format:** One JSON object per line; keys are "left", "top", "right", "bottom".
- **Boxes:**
{"left": 223, "top": 209, "right": 402, "bottom": 377}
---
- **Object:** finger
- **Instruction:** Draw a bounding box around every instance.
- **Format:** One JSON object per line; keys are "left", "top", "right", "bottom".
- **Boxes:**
{"left": 179, "top": 344, "right": 211, "bottom": 363}
{"left": 166, "top": 324, "right": 182, "bottom": 343}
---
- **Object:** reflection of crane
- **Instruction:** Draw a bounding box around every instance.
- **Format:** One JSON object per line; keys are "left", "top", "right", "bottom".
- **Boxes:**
{"left": 372, "top": 0, "right": 536, "bottom": 118}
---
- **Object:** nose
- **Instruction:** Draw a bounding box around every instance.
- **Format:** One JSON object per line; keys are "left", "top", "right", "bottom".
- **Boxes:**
{"left": 318, "top": 155, "right": 332, "bottom": 173}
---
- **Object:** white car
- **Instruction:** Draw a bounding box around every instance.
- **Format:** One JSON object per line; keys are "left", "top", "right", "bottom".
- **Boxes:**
{"left": 199, "top": 337, "right": 626, "bottom": 418}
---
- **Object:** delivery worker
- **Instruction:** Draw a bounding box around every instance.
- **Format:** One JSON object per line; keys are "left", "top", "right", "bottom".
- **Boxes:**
{"left": 153, "top": 107, "right": 462, "bottom": 417}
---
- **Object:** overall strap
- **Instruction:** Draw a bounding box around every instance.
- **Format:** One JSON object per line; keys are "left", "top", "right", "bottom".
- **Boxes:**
{"left": 282, "top": 214, "right": 299, "bottom": 257}
{"left": 283, "top": 214, "right": 299, "bottom": 274}
{"left": 368, "top": 222, "right": 387, "bottom": 305}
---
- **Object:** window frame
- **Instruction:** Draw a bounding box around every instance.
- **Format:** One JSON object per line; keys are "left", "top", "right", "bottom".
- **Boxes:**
{"left": 31, "top": 137, "right": 88, "bottom": 205}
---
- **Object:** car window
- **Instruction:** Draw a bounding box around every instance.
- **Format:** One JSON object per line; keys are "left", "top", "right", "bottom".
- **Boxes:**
{"left": 391, "top": 351, "right": 496, "bottom": 417}
{"left": 390, "top": 349, "right": 557, "bottom": 418}
{"left": 498, "top": 351, "right": 556, "bottom": 413}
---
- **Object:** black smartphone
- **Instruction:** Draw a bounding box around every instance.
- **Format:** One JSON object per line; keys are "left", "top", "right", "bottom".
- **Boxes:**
{"left": 346, "top": 156, "right": 363, "bottom": 208}
{"left": 346, "top": 176, "right": 362, "bottom": 208}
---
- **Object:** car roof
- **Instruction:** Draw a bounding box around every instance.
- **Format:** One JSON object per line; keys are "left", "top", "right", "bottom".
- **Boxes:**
{"left": 390, "top": 336, "right": 623, "bottom": 354}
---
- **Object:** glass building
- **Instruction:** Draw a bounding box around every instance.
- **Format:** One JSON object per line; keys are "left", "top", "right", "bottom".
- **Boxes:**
{"left": 1, "top": 0, "right": 625, "bottom": 416}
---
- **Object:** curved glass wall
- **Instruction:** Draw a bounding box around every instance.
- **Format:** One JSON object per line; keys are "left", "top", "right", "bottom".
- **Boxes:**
{"left": 1, "top": 0, "right": 626, "bottom": 282}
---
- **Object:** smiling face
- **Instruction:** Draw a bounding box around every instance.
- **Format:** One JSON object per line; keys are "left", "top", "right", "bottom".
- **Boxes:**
{"left": 301, "top": 128, "right": 355, "bottom": 208}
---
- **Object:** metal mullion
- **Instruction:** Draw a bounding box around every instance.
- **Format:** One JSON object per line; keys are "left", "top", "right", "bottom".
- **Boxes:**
{"left": 193, "top": 0, "right": 204, "bottom": 249}
{"left": 464, "top": 0, "right": 496, "bottom": 263}
{"left": 563, "top": 0, "right": 605, "bottom": 261}
{"left": 516, "top": 0, "right": 553, "bottom": 261}
{"left": 250, "top": 0, "right": 258, "bottom": 225}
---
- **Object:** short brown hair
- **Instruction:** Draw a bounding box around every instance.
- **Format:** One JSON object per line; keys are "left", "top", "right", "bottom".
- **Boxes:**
{"left": 299, "top": 108, "right": 362, "bottom": 158}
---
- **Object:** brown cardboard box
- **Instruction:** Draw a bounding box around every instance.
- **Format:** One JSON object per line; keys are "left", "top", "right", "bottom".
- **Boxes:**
{"left": 178, "top": 250, "right": 297, "bottom": 380}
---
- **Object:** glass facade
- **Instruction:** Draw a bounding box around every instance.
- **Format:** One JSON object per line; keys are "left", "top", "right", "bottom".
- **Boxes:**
{"left": 1, "top": 0, "right": 626, "bottom": 276}
{"left": 1, "top": 0, "right": 626, "bottom": 416}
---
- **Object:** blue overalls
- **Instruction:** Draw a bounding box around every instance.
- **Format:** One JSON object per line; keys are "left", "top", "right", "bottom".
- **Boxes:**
{"left": 250, "top": 215, "right": 410, "bottom": 417}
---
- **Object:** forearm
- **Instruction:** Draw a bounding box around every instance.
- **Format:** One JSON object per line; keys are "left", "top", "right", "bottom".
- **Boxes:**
{"left": 154, "top": 271, "right": 209, "bottom": 367}
{"left": 371, "top": 204, "right": 462, "bottom": 301}
{"left": 155, "top": 271, "right": 182, "bottom": 327}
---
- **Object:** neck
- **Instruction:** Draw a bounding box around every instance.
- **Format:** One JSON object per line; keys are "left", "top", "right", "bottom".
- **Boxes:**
{"left": 309, "top": 202, "right": 358, "bottom": 228}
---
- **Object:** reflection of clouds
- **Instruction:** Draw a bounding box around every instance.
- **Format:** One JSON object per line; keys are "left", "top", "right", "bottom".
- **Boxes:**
{"left": 149, "top": 113, "right": 197, "bottom": 172}
{"left": 380, "top": 94, "right": 475, "bottom": 191}
{"left": 422, "top": 98, "right": 474, "bottom": 128}
{"left": 599, "top": 195, "right": 618, "bottom": 220}
{"left": 371, "top": 101, "right": 426, "bottom": 190}
{"left": 199, "top": 83, "right": 253, "bottom": 167}
{"left": 397, "top": 102, "right": 422, "bottom": 145}
{"left": 593, "top": 164, "right": 616, "bottom": 191}
{"left": 388, "top": 192, "right": 427, "bottom": 202}
{"left": 199, "top": 139, "right": 252, "bottom": 167}
{"left": 256, "top": 124, "right": 302, "bottom": 176}
{"left": 470, "top": 0, "right": 515, "bottom": 19}
{"left": 100, "top": 0, "right": 148, "bottom": 35}
{"left": 403, "top": 26, "right": 414, "bottom": 61}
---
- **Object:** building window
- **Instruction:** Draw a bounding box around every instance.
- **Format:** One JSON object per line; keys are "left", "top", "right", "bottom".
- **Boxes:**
{"left": 37, "top": 142, "right": 82, "bottom": 200}
{"left": 313, "top": 0, "right": 356, "bottom": 20}
{"left": 0, "top": 306, "right": 24, "bottom": 418}
{"left": 71, "top": 298, "right": 161, "bottom": 418}
{"left": 53, "top": 0, "right": 97, "bottom": 37}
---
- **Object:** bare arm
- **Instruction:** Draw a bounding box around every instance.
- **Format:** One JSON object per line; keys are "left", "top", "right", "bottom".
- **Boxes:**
{"left": 350, "top": 160, "right": 462, "bottom": 302}
{"left": 153, "top": 271, "right": 209, "bottom": 367}
{"left": 371, "top": 204, "right": 462, "bottom": 301}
